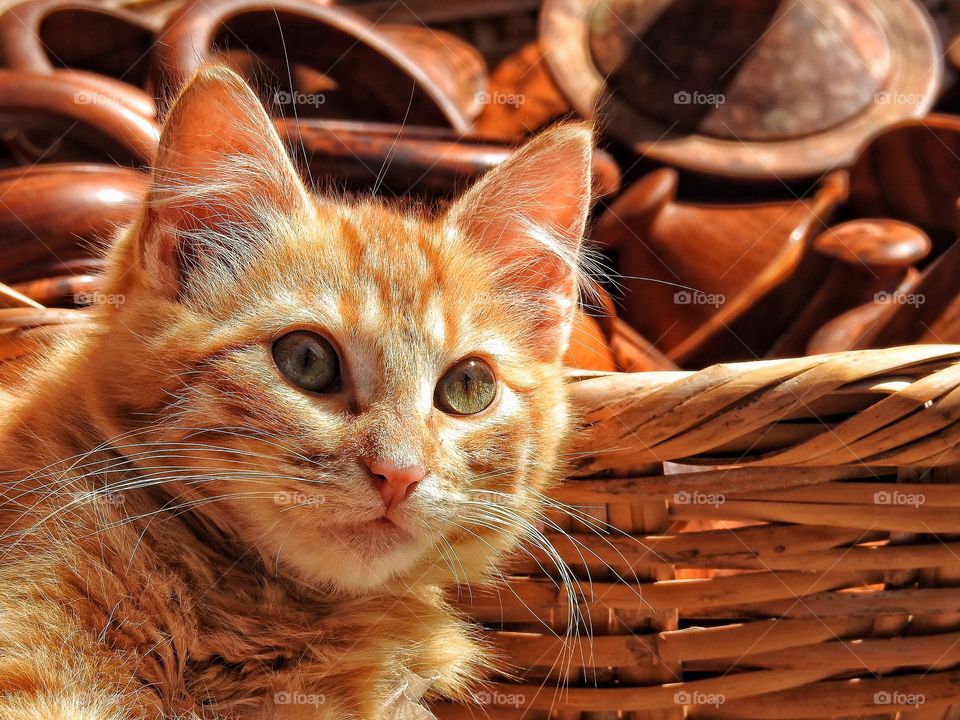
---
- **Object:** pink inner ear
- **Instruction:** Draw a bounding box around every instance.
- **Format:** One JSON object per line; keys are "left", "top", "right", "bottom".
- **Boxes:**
{"left": 497, "top": 241, "right": 574, "bottom": 295}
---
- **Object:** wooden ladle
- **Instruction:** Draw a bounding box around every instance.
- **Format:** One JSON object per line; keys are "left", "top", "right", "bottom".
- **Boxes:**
{"left": 773, "top": 219, "right": 931, "bottom": 355}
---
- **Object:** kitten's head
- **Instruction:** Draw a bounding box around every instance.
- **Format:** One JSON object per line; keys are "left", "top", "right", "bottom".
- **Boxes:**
{"left": 93, "top": 66, "right": 592, "bottom": 593}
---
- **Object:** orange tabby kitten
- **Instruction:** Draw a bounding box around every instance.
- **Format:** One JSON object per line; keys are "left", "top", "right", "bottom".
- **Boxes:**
{"left": 0, "top": 66, "right": 592, "bottom": 719}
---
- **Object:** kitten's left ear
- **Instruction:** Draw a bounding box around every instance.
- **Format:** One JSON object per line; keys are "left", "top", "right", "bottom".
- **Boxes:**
{"left": 447, "top": 124, "right": 593, "bottom": 361}
{"left": 137, "top": 65, "right": 311, "bottom": 297}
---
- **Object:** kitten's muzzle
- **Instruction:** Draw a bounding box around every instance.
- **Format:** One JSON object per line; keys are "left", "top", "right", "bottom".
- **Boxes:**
{"left": 362, "top": 458, "right": 424, "bottom": 512}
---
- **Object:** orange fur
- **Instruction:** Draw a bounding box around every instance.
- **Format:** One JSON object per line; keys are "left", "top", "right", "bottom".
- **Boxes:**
{"left": 0, "top": 66, "right": 593, "bottom": 719}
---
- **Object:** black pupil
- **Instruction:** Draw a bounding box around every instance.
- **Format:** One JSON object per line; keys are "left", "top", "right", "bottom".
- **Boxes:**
{"left": 300, "top": 345, "right": 317, "bottom": 372}
{"left": 459, "top": 366, "right": 476, "bottom": 392}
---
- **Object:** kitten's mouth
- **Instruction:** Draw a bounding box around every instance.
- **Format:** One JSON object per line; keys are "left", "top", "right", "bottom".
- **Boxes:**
{"left": 330, "top": 514, "right": 413, "bottom": 547}
{"left": 362, "top": 514, "right": 410, "bottom": 537}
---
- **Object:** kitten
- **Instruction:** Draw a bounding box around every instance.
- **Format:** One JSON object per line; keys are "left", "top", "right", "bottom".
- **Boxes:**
{"left": 0, "top": 66, "right": 592, "bottom": 719}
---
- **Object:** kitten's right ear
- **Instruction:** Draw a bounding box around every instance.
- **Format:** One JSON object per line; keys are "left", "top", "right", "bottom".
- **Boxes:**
{"left": 447, "top": 124, "right": 593, "bottom": 361}
{"left": 135, "top": 65, "right": 311, "bottom": 298}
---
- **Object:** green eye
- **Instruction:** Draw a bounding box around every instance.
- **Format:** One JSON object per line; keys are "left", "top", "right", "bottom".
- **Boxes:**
{"left": 272, "top": 331, "right": 340, "bottom": 393}
{"left": 435, "top": 358, "right": 497, "bottom": 415}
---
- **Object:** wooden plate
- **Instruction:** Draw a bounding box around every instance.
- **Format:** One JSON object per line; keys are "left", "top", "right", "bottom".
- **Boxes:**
{"left": 541, "top": 0, "right": 943, "bottom": 179}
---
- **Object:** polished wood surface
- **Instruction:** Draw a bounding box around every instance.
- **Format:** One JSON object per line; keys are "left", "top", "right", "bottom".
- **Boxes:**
{"left": 0, "top": 164, "right": 146, "bottom": 283}
{"left": 282, "top": 118, "right": 621, "bottom": 198}
{"left": 541, "top": 0, "right": 943, "bottom": 179}
{"left": 849, "top": 114, "right": 960, "bottom": 249}
{"left": 593, "top": 169, "right": 847, "bottom": 365}
{"left": 152, "top": 0, "right": 485, "bottom": 132}
{"left": 0, "top": 0, "right": 949, "bottom": 376}
{"left": 10, "top": 274, "right": 99, "bottom": 308}
{"left": 0, "top": 70, "right": 158, "bottom": 165}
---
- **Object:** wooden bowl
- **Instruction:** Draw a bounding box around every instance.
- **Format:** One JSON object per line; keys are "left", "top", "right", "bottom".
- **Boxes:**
{"left": 375, "top": 24, "right": 488, "bottom": 127}
{"left": 0, "top": 70, "right": 158, "bottom": 166}
{"left": 152, "top": 0, "right": 485, "bottom": 132}
{"left": 0, "top": 0, "right": 159, "bottom": 94}
{"left": 0, "top": 164, "right": 147, "bottom": 284}
{"left": 541, "top": 0, "right": 942, "bottom": 179}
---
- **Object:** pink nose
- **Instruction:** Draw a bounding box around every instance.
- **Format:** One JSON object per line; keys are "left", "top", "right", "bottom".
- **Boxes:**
{"left": 364, "top": 459, "right": 424, "bottom": 511}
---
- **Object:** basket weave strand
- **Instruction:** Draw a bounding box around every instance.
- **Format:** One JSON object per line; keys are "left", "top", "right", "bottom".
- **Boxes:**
{"left": 567, "top": 345, "right": 960, "bottom": 470}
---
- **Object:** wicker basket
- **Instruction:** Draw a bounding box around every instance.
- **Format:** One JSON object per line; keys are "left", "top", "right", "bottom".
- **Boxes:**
{"left": 5, "top": 306, "right": 960, "bottom": 718}
{"left": 437, "top": 345, "right": 960, "bottom": 719}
